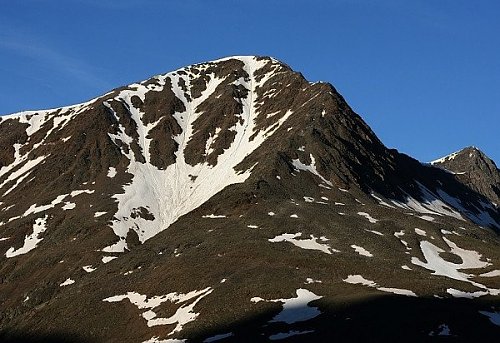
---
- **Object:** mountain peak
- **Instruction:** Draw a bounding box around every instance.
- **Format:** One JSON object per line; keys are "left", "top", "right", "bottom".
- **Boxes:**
{"left": 430, "top": 146, "right": 495, "bottom": 165}
{"left": 432, "top": 146, "right": 500, "bottom": 206}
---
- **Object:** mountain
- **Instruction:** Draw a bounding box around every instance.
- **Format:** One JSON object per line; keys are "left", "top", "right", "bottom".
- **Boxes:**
{"left": 0, "top": 56, "right": 499, "bottom": 342}
{"left": 432, "top": 147, "right": 500, "bottom": 207}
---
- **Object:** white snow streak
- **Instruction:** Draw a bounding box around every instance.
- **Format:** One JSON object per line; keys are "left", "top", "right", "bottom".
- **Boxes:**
{"left": 350, "top": 245, "right": 373, "bottom": 257}
{"left": 292, "top": 154, "right": 332, "bottom": 187}
{"left": 343, "top": 274, "right": 417, "bottom": 297}
{"left": 357, "top": 212, "right": 378, "bottom": 223}
{"left": 5, "top": 216, "right": 48, "bottom": 258}
{"left": 60, "top": 278, "right": 75, "bottom": 286}
{"left": 269, "top": 233, "right": 338, "bottom": 254}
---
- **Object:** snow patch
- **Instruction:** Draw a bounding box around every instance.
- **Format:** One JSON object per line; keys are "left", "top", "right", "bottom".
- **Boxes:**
{"left": 83, "top": 265, "right": 96, "bottom": 273}
{"left": 412, "top": 237, "right": 499, "bottom": 295}
{"left": 252, "top": 289, "right": 322, "bottom": 324}
{"left": 429, "top": 324, "right": 451, "bottom": 336}
{"left": 446, "top": 289, "right": 488, "bottom": 299}
{"left": 202, "top": 214, "right": 226, "bottom": 219}
{"left": 343, "top": 274, "right": 417, "bottom": 297}
{"left": 370, "top": 193, "right": 395, "bottom": 208}
{"left": 292, "top": 154, "right": 333, "bottom": 188}
{"left": 351, "top": 245, "right": 373, "bottom": 257}
{"left": 203, "top": 333, "right": 234, "bottom": 343}
{"left": 269, "top": 233, "right": 339, "bottom": 254}
{"left": 107, "top": 167, "right": 117, "bottom": 178}
{"left": 480, "top": 270, "right": 500, "bottom": 277}
{"left": 102, "top": 256, "right": 118, "bottom": 263}
{"left": 104, "top": 287, "right": 213, "bottom": 336}
{"left": 60, "top": 278, "right": 75, "bottom": 287}
{"left": 5, "top": 216, "right": 48, "bottom": 258}
{"left": 269, "top": 330, "right": 314, "bottom": 341}
{"left": 414, "top": 228, "right": 427, "bottom": 236}
{"left": 343, "top": 275, "right": 377, "bottom": 287}
{"left": 365, "top": 229, "right": 384, "bottom": 236}
{"left": 479, "top": 311, "right": 500, "bottom": 326}
{"left": 62, "top": 202, "right": 76, "bottom": 210}
{"left": 357, "top": 212, "right": 378, "bottom": 223}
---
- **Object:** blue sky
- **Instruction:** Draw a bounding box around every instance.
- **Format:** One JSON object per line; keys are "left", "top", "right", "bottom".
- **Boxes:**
{"left": 1, "top": 0, "right": 499, "bottom": 164}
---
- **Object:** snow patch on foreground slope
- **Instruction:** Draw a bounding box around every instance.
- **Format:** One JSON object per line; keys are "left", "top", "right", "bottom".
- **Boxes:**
{"left": 343, "top": 274, "right": 417, "bottom": 297}
{"left": 104, "top": 287, "right": 213, "bottom": 337}
{"left": 105, "top": 57, "right": 293, "bottom": 252}
{"left": 411, "top": 236, "right": 500, "bottom": 296}
{"left": 269, "top": 232, "right": 339, "bottom": 254}
{"left": 5, "top": 216, "right": 48, "bottom": 258}
{"left": 251, "top": 288, "right": 322, "bottom": 324}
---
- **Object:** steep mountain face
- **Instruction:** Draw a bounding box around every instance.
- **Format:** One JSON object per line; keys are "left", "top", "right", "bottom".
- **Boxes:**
{"left": 432, "top": 147, "right": 500, "bottom": 207}
{"left": 0, "top": 56, "right": 499, "bottom": 342}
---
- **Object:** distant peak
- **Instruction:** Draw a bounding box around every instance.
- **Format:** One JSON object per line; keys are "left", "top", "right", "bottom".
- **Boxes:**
{"left": 430, "top": 149, "right": 463, "bottom": 165}
{"left": 431, "top": 146, "right": 489, "bottom": 165}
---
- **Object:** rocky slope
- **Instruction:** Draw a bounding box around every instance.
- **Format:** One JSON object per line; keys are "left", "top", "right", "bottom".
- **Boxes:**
{"left": 0, "top": 56, "right": 499, "bottom": 342}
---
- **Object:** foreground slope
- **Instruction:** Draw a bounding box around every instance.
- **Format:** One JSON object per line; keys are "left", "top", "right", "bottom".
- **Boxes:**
{"left": 0, "top": 56, "right": 499, "bottom": 342}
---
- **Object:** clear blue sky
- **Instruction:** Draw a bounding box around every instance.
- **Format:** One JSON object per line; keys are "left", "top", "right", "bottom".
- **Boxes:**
{"left": 1, "top": 0, "right": 499, "bottom": 164}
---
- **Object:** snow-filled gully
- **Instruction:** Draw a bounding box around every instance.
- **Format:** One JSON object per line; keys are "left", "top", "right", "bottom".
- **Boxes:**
{"left": 105, "top": 57, "right": 293, "bottom": 252}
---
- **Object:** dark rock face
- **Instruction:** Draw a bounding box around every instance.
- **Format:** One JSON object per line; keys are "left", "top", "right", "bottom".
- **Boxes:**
{"left": 0, "top": 56, "right": 499, "bottom": 342}
{"left": 433, "top": 146, "right": 500, "bottom": 207}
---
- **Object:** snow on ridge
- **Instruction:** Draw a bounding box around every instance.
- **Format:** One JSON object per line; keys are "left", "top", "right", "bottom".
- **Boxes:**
{"left": 430, "top": 150, "right": 462, "bottom": 165}
{"left": 1, "top": 95, "right": 97, "bottom": 120}
{"left": 105, "top": 57, "right": 293, "bottom": 252}
{"left": 0, "top": 99, "right": 93, "bottom": 195}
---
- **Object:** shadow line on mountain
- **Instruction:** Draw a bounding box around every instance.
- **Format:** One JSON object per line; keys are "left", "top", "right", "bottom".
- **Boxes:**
{"left": 1, "top": 294, "right": 498, "bottom": 343}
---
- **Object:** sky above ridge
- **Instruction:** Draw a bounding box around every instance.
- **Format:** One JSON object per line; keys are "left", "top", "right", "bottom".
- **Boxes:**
{"left": 1, "top": 0, "right": 499, "bottom": 164}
